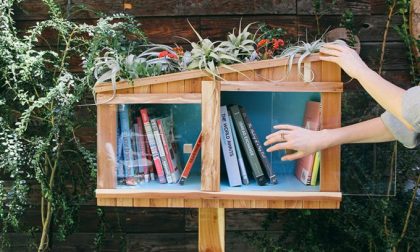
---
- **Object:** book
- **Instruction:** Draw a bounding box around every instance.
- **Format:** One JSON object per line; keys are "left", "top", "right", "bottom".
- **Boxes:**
{"left": 151, "top": 118, "right": 174, "bottom": 183}
{"left": 295, "top": 101, "right": 321, "bottom": 185}
{"left": 116, "top": 127, "right": 125, "bottom": 184}
{"left": 220, "top": 106, "right": 242, "bottom": 187}
{"left": 118, "top": 104, "right": 136, "bottom": 186}
{"left": 310, "top": 151, "right": 320, "bottom": 186}
{"left": 159, "top": 117, "right": 181, "bottom": 182}
{"left": 240, "top": 106, "right": 278, "bottom": 184}
{"left": 136, "top": 116, "right": 154, "bottom": 182}
{"left": 133, "top": 124, "right": 145, "bottom": 184}
{"left": 229, "top": 105, "right": 266, "bottom": 186}
{"left": 157, "top": 118, "right": 179, "bottom": 182}
{"left": 179, "top": 132, "right": 202, "bottom": 185}
{"left": 140, "top": 108, "right": 167, "bottom": 184}
{"left": 228, "top": 110, "right": 249, "bottom": 185}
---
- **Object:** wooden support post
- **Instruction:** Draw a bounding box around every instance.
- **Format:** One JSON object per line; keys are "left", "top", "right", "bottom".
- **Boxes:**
{"left": 201, "top": 80, "right": 221, "bottom": 192}
{"left": 199, "top": 208, "right": 225, "bottom": 252}
{"left": 97, "top": 104, "right": 117, "bottom": 189}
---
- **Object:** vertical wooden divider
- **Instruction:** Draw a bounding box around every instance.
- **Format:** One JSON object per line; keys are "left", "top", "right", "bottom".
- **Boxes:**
{"left": 320, "top": 61, "right": 342, "bottom": 209}
{"left": 200, "top": 80, "right": 224, "bottom": 252}
{"left": 97, "top": 104, "right": 118, "bottom": 191}
{"left": 201, "top": 80, "right": 221, "bottom": 192}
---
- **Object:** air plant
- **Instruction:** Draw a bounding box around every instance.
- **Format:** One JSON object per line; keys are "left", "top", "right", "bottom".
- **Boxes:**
{"left": 185, "top": 21, "right": 253, "bottom": 80}
{"left": 277, "top": 39, "right": 347, "bottom": 81}
{"left": 218, "top": 21, "right": 257, "bottom": 61}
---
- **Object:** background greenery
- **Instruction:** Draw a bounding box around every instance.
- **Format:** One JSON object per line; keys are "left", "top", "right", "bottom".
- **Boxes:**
{"left": 0, "top": 0, "right": 419, "bottom": 251}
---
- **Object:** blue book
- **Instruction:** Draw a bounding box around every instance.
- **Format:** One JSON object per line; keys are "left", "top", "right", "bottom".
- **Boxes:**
{"left": 118, "top": 104, "right": 136, "bottom": 185}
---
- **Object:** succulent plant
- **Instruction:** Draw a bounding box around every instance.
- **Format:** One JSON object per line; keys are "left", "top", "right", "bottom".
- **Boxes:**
{"left": 277, "top": 39, "right": 347, "bottom": 81}
{"left": 219, "top": 21, "right": 256, "bottom": 61}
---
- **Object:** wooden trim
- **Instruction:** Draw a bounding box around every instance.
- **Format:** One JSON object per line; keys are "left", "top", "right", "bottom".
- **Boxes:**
{"left": 201, "top": 80, "right": 221, "bottom": 192}
{"left": 220, "top": 81, "right": 343, "bottom": 92}
{"left": 96, "top": 93, "right": 202, "bottom": 104}
{"left": 199, "top": 208, "right": 225, "bottom": 252}
{"left": 94, "top": 54, "right": 322, "bottom": 93}
{"left": 320, "top": 62, "right": 341, "bottom": 193}
{"left": 95, "top": 189, "right": 342, "bottom": 201}
{"left": 97, "top": 104, "right": 117, "bottom": 189}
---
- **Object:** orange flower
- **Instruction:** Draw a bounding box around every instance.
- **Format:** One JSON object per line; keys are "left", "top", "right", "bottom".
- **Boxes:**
{"left": 257, "top": 39, "right": 269, "bottom": 48}
{"left": 272, "top": 39, "right": 285, "bottom": 50}
{"left": 173, "top": 46, "right": 184, "bottom": 56}
{"left": 158, "top": 50, "right": 178, "bottom": 59}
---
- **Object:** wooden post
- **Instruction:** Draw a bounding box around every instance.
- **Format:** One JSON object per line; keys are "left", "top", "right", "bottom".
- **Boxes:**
{"left": 201, "top": 80, "right": 221, "bottom": 192}
{"left": 199, "top": 208, "right": 225, "bottom": 252}
{"left": 97, "top": 104, "right": 117, "bottom": 189}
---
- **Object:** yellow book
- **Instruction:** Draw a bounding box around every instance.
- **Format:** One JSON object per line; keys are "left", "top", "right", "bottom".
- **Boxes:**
{"left": 310, "top": 151, "right": 320, "bottom": 186}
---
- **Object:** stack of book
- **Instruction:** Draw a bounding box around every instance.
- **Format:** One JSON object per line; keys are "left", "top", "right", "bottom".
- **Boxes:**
{"left": 220, "top": 105, "right": 278, "bottom": 187}
{"left": 294, "top": 101, "right": 321, "bottom": 186}
{"left": 117, "top": 105, "right": 181, "bottom": 186}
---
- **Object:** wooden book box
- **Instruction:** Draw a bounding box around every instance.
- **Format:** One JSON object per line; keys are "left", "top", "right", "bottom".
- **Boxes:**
{"left": 95, "top": 54, "right": 342, "bottom": 250}
{"left": 95, "top": 54, "right": 342, "bottom": 209}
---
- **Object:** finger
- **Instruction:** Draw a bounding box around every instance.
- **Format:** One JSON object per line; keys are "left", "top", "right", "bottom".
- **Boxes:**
{"left": 266, "top": 142, "right": 289, "bottom": 152}
{"left": 319, "top": 48, "right": 342, "bottom": 57}
{"left": 281, "top": 151, "right": 306, "bottom": 161}
{"left": 319, "top": 56, "right": 338, "bottom": 63}
{"left": 264, "top": 134, "right": 287, "bottom": 146}
{"left": 265, "top": 130, "right": 290, "bottom": 140}
{"left": 321, "top": 43, "right": 347, "bottom": 51}
{"left": 273, "top": 124, "right": 299, "bottom": 130}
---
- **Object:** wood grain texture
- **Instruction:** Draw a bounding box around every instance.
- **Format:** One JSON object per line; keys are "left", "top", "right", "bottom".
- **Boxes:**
{"left": 201, "top": 80, "right": 221, "bottom": 192}
{"left": 94, "top": 55, "right": 323, "bottom": 93}
{"left": 97, "top": 104, "right": 117, "bottom": 189}
{"left": 297, "top": 0, "right": 371, "bottom": 15}
{"left": 199, "top": 208, "right": 225, "bottom": 252}
{"left": 220, "top": 81, "right": 343, "bottom": 92}
{"left": 320, "top": 62, "right": 341, "bottom": 199}
{"left": 96, "top": 93, "right": 201, "bottom": 104}
{"left": 94, "top": 197, "right": 341, "bottom": 209}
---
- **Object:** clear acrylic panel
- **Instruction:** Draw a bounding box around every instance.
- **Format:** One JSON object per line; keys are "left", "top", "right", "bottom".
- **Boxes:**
{"left": 115, "top": 103, "right": 202, "bottom": 189}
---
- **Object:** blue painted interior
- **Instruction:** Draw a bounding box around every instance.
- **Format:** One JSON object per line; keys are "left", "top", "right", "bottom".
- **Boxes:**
{"left": 116, "top": 92, "right": 321, "bottom": 191}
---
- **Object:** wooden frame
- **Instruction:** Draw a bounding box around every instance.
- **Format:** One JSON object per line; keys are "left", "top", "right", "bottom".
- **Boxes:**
{"left": 95, "top": 54, "right": 343, "bottom": 251}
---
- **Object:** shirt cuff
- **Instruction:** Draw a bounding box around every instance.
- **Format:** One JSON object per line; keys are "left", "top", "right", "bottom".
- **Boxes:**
{"left": 402, "top": 86, "right": 420, "bottom": 132}
{"left": 381, "top": 111, "right": 419, "bottom": 148}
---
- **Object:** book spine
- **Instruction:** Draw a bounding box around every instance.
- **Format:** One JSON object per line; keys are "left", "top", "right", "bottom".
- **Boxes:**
{"left": 136, "top": 116, "right": 151, "bottom": 182}
{"left": 240, "top": 107, "right": 278, "bottom": 184}
{"left": 116, "top": 128, "right": 125, "bottom": 183}
{"left": 133, "top": 124, "right": 145, "bottom": 184}
{"left": 310, "top": 151, "right": 320, "bottom": 186}
{"left": 140, "top": 108, "right": 167, "bottom": 184}
{"left": 228, "top": 111, "right": 249, "bottom": 185}
{"left": 161, "top": 117, "right": 181, "bottom": 181}
{"left": 157, "top": 119, "right": 178, "bottom": 183}
{"left": 151, "top": 119, "right": 173, "bottom": 183}
{"left": 118, "top": 105, "right": 135, "bottom": 185}
{"left": 220, "top": 106, "right": 242, "bottom": 187}
{"left": 179, "top": 132, "right": 202, "bottom": 185}
{"left": 229, "top": 105, "right": 266, "bottom": 186}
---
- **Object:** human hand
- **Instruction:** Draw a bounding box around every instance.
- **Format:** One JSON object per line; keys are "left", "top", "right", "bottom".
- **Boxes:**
{"left": 264, "top": 124, "right": 328, "bottom": 161}
{"left": 320, "top": 42, "right": 369, "bottom": 79}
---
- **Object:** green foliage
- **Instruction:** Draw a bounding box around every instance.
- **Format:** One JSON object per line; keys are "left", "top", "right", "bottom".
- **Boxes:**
{"left": 0, "top": 1, "right": 147, "bottom": 250}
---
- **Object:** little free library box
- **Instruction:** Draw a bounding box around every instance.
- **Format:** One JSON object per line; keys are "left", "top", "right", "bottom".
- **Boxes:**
{"left": 94, "top": 54, "right": 343, "bottom": 210}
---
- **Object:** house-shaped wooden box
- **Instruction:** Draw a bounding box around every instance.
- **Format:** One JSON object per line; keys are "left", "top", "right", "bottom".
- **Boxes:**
{"left": 94, "top": 54, "right": 343, "bottom": 209}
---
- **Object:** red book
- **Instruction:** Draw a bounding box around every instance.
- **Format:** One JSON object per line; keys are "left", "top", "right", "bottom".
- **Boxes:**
{"left": 140, "top": 108, "right": 167, "bottom": 184}
{"left": 295, "top": 101, "right": 321, "bottom": 185}
{"left": 179, "top": 132, "right": 203, "bottom": 185}
{"left": 157, "top": 119, "right": 178, "bottom": 182}
{"left": 136, "top": 116, "right": 154, "bottom": 182}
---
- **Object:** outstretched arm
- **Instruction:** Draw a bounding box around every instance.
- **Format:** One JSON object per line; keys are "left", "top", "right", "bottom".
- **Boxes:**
{"left": 264, "top": 117, "right": 395, "bottom": 161}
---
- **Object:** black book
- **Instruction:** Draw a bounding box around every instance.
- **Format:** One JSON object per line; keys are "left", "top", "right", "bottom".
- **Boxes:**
{"left": 240, "top": 106, "right": 278, "bottom": 184}
{"left": 229, "top": 105, "right": 266, "bottom": 186}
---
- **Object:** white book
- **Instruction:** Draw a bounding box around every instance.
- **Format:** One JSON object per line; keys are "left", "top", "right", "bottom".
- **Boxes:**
{"left": 220, "top": 106, "right": 242, "bottom": 187}
{"left": 228, "top": 110, "right": 249, "bottom": 185}
{"left": 151, "top": 119, "right": 174, "bottom": 183}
